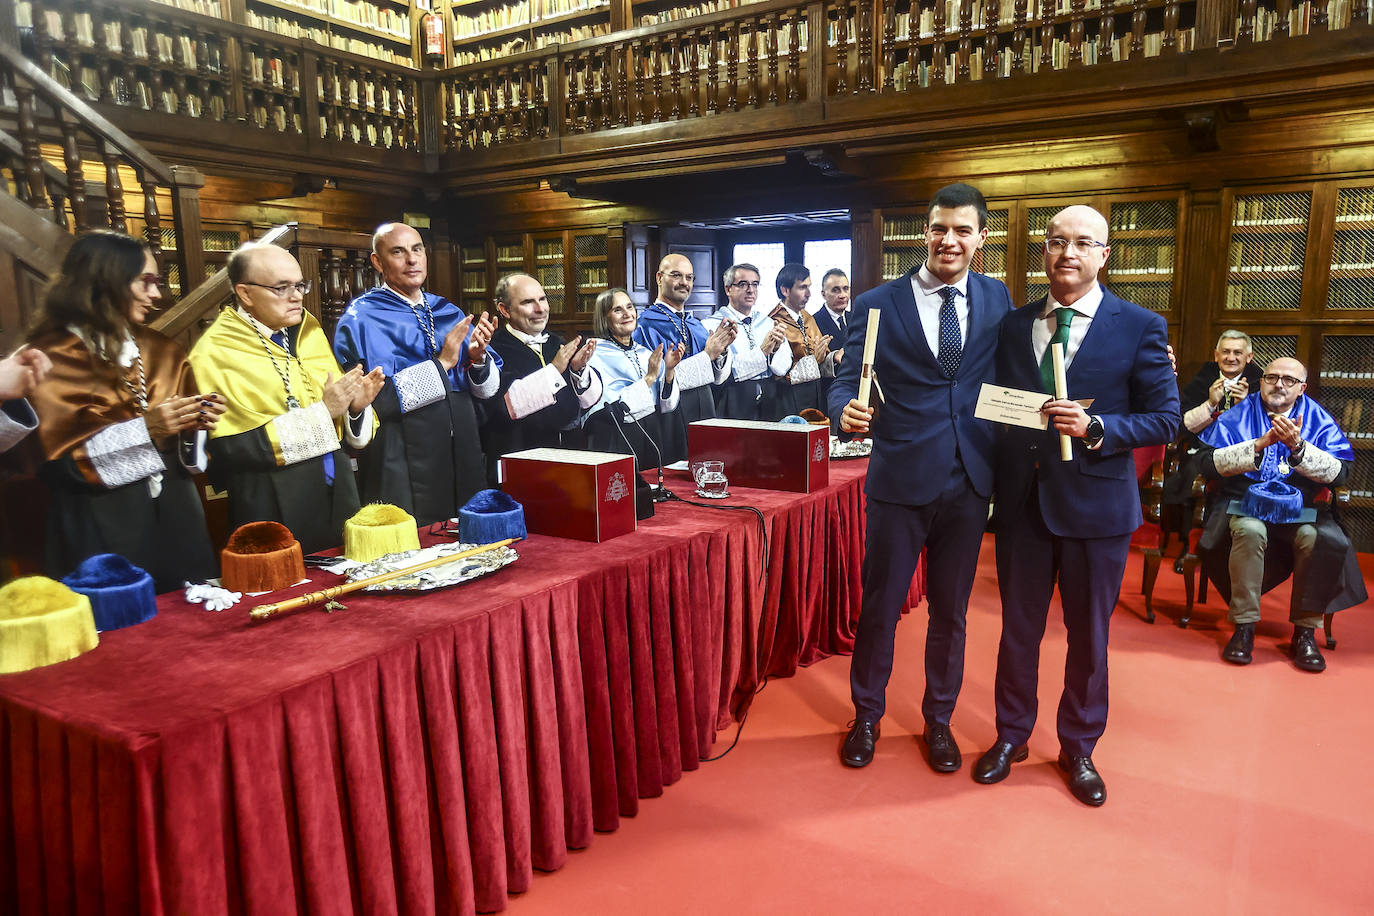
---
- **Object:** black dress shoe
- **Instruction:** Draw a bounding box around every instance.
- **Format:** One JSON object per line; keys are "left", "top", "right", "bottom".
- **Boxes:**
{"left": 1223, "top": 622, "right": 1255, "bottom": 665}
{"left": 1291, "top": 625, "right": 1327, "bottom": 672}
{"left": 972, "top": 741, "right": 1027, "bottom": 784}
{"left": 841, "top": 718, "right": 879, "bottom": 767}
{"left": 1057, "top": 753, "right": 1106, "bottom": 807}
{"left": 921, "top": 722, "right": 962, "bottom": 773}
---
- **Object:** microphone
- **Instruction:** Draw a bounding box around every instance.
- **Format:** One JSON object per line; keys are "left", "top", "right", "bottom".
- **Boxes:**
{"left": 625, "top": 408, "right": 673, "bottom": 503}
{"left": 611, "top": 400, "right": 673, "bottom": 503}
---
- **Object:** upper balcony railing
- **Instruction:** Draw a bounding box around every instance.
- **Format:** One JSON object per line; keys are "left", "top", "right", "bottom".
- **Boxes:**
{"left": 4, "top": 0, "right": 1372, "bottom": 162}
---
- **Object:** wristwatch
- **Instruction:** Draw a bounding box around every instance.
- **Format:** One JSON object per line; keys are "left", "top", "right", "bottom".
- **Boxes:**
{"left": 1084, "top": 416, "right": 1104, "bottom": 447}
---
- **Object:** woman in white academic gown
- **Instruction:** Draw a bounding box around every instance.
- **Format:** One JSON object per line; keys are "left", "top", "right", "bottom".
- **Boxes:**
{"left": 582, "top": 288, "right": 682, "bottom": 473}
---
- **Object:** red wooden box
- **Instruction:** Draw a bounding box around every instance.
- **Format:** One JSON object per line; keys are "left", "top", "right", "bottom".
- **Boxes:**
{"left": 499, "top": 447, "right": 637, "bottom": 542}
{"left": 688, "top": 419, "right": 829, "bottom": 493}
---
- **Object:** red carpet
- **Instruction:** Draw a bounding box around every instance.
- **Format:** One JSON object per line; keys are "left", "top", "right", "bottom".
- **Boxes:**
{"left": 505, "top": 535, "right": 1374, "bottom": 914}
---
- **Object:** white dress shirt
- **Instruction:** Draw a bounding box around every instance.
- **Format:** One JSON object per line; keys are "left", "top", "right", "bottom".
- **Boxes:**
{"left": 910, "top": 266, "right": 970, "bottom": 359}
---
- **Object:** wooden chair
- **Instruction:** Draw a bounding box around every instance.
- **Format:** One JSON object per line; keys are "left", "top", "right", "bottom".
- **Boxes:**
{"left": 1138, "top": 441, "right": 1208, "bottom": 625}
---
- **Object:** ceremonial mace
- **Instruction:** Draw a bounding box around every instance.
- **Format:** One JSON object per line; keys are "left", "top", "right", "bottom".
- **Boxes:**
{"left": 249, "top": 538, "right": 521, "bottom": 621}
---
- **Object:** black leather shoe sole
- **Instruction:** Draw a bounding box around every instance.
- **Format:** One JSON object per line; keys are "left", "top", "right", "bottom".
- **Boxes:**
{"left": 972, "top": 744, "right": 1028, "bottom": 784}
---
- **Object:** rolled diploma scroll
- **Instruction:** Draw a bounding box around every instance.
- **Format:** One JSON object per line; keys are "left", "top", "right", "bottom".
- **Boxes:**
{"left": 856, "top": 308, "right": 881, "bottom": 407}
{"left": 1051, "top": 344, "right": 1072, "bottom": 461}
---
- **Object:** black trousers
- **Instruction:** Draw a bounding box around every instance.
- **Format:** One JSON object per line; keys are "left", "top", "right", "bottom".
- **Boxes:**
{"left": 850, "top": 462, "right": 988, "bottom": 724}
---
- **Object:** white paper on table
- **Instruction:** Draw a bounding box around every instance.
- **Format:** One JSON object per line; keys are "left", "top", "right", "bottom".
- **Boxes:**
{"left": 974, "top": 383, "right": 1093, "bottom": 430}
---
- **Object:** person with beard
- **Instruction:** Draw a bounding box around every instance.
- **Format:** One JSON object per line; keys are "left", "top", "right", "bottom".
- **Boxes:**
{"left": 632, "top": 253, "right": 734, "bottom": 462}
{"left": 584, "top": 288, "right": 682, "bottom": 472}
{"left": 1195, "top": 357, "right": 1365, "bottom": 673}
{"left": 769, "top": 262, "right": 832, "bottom": 417}
{"left": 703, "top": 263, "right": 791, "bottom": 420}
{"left": 479, "top": 273, "right": 601, "bottom": 483}
{"left": 334, "top": 223, "right": 502, "bottom": 525}
{"left": 974, "top": 204, "right": 1178, "bottom": 807}
{"left": 189, "top": 243, "right": 384, "bottom": 553}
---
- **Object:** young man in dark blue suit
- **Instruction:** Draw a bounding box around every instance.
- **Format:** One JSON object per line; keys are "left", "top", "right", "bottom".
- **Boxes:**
{"left": 973, "top": 205, "right": 1180, "bottom": 806}
{"left": 830, "top": 184, "right": 1014, "bottom": 773}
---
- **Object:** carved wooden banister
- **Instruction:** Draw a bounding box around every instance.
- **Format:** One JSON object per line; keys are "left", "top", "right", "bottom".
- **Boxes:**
{"left": 152, "top": 223, "right": 377, "bottom": 346}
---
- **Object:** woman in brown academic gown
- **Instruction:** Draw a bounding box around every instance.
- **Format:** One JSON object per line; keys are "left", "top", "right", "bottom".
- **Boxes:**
{"left": 28, "top": 230, "right": 225, "bottom": 591}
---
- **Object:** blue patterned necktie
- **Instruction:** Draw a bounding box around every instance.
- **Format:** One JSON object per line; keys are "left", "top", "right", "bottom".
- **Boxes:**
{"left": 270, "top": 329, "right": 289, "bottom": 353}
{"left": 937, "top": 286, "right": 962, "bottom": 378}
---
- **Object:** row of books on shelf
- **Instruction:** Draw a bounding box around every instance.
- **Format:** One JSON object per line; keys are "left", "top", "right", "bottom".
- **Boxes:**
{"left": 578, "top": 266, "right": 609, "bottom": 286}
{"left": 1222, "top": 283, "right": 1298, "bottom": 310}
{"left": 890, "top": 29, "right": 1192, "bottom": 85}
{"left": 1332, "top": 235, "right": 1374, "bottom": 268}
{"left": 1335, "top": 188, "right": 1374, "bottom": 221}
{"left": 535, "top": 240, "right": 563, "bottom": 258}
{"left": 496, "top": 245, "right": 524, "bottom": 260}
{"left": 1324, "top": 366, "right": 1374, "bottom": 380}
{"left": 880, "top": 251, "right": 920, "bottom": 277}
{"left": 453, "top": 23, "right": 605, "bottom": 63}
{"left": 250, "top": 0, "right": 410, "bottom": 38}
{"left": 1242, "top": 1, "right": 1362, "bottom": 41}
{"left": 453, "top": 0, "right": 607, "bottom": 38}
{"left": 1233, "top": 196, "right": 1306, "bottom": 226}
{"left": 1327, "top": 284, "right": 1372, "bottom": 310}
{"left": 1109, "top": 205, "right": 1171, "bottom": 231}
{"left": 1229, "top": 237, "right": 1302, "bottom": 269}
{"left": 328, "top": 33, "right": 414, "bottom": 63}
{"left": 246, "top": 10, "right": 330, "bottom": 42}
{"left": 1110, "top": 244, "right": 1174, "bottom": 271}
{"left": 316, "top": 76, "right": 409, "bottom": 110}
{"left": 147, "top": 0, "right": 225, "bottom": 15}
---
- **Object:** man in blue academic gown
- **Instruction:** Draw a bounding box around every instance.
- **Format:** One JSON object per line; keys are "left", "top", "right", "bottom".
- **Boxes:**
{"left": 633, "top": 252, "right": 734, "bottom": 463}
{"left": 973, "top": 205, "right": 1179, "bottom": 807}
{"left": 832, "top": 183, "right": 1013, "bottom": 775}
{"left": 334, "top": 222, "right": 502, "bottom": 526}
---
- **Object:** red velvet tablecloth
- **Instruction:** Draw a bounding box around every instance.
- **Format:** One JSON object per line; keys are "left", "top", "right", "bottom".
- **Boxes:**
{"left": 0, "top": 461, "right": 922, "bottom": 915}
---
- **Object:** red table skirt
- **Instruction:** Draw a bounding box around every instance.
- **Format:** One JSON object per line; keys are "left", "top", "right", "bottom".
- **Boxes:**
{"left": 0, "top": 462, "right": 922, "bottom": 915}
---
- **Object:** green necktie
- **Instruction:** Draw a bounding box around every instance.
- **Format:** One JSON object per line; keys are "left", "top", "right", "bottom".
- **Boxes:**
{"left": 1039, "top": 307, "right": 1075, "bottom": 394}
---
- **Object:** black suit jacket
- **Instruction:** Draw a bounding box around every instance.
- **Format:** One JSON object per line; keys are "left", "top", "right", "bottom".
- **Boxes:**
{"left": 481, "top": 327, "right": 582, "bottom": 482}
{"left": 812, "top": 307, "right": 849, "bottom": 361}
{"left": 829, "top": 270, "right": 1013, "bottom": 506}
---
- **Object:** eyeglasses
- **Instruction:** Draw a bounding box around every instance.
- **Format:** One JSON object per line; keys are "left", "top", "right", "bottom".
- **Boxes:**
{"left": 242, "top": 280, "right": 311, "bottom": 298}
{"left": 1261, "top": 373, "right": 1305, "bottom": 388}
{"left": 1044, "top": 237, "right": 1107, "bottom": 255}
{"left": 731, "top": 280, "right": 761, "bottom": 290}
{"left": 663, "top": 271, "right": 694, "bottom": 283}
{"left": 139, "top": 273, "right": 164, "bottom": 291}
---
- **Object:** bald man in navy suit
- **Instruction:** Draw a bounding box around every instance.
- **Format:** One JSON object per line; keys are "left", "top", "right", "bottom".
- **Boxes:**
{"left": 831, "top": 183, "right": 1014, "bottom": 774}
{"left": 973, "top": 205, "right": 1179, "bottom": 806}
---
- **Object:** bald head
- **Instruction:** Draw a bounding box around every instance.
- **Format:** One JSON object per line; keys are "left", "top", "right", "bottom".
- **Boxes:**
{"left": 230, "top": 243, "right": 307, "bottom": 330}
{"left": 370, "top": 223, "right": 428, "bottom": 298}
{"left": 656, "top": 253, "right": 694, "bottom": 309}
{"left": 1258, "top": 357, "right": 1308, "bottom": 414}
{"left": 1043, "top": 205, "right": 1111, "bottom": 305}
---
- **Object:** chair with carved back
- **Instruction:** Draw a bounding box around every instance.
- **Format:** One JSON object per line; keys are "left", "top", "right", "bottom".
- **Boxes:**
{"left": 1138, "top": 441, "right": 1210, "bottom": 625}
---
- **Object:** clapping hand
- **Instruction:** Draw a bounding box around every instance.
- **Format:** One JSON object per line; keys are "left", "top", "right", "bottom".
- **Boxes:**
{"left": 351, "top": 366, "right": 386, "bottom": 413}
{"left": 323, "top": 366, "right": 368, "bottom": 419}
{"left": 0, "top": 348, "right": 52, "bottom": 400}
{"left": 466, "top": 311, "right": 497, "bottom": 367}
{"left": 705, "top": 321, "right": 736, "bottom": 359}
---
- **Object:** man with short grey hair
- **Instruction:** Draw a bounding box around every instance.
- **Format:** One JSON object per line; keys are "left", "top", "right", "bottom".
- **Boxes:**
{"left": 704, "top": 263, "right": 791, "bottom": 419}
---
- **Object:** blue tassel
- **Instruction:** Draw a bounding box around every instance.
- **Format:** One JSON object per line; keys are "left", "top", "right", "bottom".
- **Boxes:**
{"left": 63, "top": 554, "right": 157, "bottom": 631}
{"left": 459, "top": 489, "right": 527, "bottom": 544}
{"left": 1240, "top": 478, "right": 1305, "bottom": 525}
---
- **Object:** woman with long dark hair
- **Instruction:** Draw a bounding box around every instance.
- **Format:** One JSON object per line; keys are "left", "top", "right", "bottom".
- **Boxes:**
{"left": 27, "top": 230, "right": 225, "bottom": 590}
{"left": 582, "top": 288, "right": 681, "bottom": 472}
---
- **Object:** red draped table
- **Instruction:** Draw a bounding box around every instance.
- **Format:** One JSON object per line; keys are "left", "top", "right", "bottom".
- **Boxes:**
{"left": 0, "top": 461, "right": 922, "bottom": 915}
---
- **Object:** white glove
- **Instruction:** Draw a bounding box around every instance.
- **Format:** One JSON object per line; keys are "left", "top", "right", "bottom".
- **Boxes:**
{"left": 184, "top": 581, "right": 243, "bottom": 612}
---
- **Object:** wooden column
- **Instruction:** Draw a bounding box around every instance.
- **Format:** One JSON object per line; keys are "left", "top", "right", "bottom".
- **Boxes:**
{"left": 1179, "top": 189, "right": 1222, "bottom": 371}
{"left": 170, "top": 164, "right": 206, "bottom": 301}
